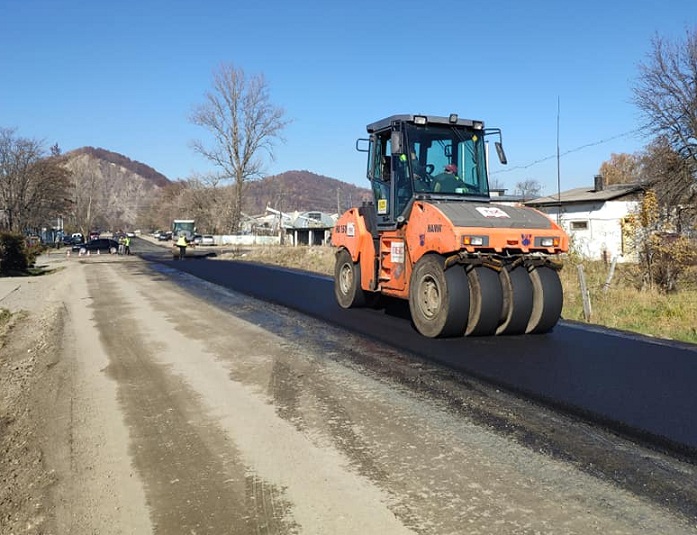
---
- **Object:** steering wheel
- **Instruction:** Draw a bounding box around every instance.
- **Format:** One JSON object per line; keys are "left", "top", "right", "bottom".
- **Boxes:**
{"left": 425, "top": 164, "right": 435, "bottom": 175}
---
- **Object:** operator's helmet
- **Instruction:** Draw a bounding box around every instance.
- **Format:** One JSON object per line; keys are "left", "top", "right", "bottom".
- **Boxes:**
{"left": 445, "top": 164, "right": 458, "bottom": 174}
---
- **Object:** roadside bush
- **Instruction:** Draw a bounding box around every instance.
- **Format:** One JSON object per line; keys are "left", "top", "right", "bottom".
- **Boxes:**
{"left": 23, "top": 239, "right": 43, "bottom": 268}
{"left": 0, "top": 233, "right": 33, "bottom": 275}
{"left": 644, "top": 234, "right": 697, "bottom": 292}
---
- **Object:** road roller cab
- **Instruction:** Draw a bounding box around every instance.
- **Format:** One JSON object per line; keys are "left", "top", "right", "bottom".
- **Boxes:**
{"left": 332, "top": 114, "right": 569, "bottom": 338}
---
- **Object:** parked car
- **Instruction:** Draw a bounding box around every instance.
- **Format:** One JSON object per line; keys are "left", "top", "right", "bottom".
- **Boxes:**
{"left": 63, "top": 235, "right": 83, "bottom": 246}
{"left": 192, "top": 234, "right": 203, "bottom": 245}
{"left": 200, "top": 235, "right": 215, "bottom": 246}
{"left": 157, "top": 231, "right": 172, "bottom": 241}
{"left": 72, "top": 238, "right": 119, "bottom": 254}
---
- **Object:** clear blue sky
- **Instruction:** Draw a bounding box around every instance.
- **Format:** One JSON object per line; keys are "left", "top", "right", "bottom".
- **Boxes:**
{"left": 1, "top": 0, "right": 694, "bottom": 196}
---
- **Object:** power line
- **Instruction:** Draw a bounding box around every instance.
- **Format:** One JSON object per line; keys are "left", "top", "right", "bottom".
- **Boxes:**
{"left": 492, "top": 128, "right": 642, "bottom": 175}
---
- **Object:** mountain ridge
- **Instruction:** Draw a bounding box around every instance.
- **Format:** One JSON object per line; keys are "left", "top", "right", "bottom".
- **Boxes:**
{"left": 66, "top": 147, "right": 171, "bottom": 188}
{"left": 61, "top": 148, "right": 372, "bottom": 229}
{"left": 244, "top": 170, "right": 372, "bottom": 215}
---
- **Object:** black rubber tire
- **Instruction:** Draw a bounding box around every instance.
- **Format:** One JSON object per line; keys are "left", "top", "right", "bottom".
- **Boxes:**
{"left": 465, "top": 266, "right": 504, "bottom": 336}
{"left": 409, "top": 255, "right": 469, "bottom": 338}
{"left": 496, "top": 267, "right": 534, "bottom": 335}
{"left": 526, "top": 266, "right": 563, "bottom": 334}
{"left": 334, "top": 249, "right": 366, "bottom": 308}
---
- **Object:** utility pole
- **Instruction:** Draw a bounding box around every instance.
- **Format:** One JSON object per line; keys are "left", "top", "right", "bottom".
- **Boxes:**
{"left": 556, "top": 97, "right": 562, "bottom": 225}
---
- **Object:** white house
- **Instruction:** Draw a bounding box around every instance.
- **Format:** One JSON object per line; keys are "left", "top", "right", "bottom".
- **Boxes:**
{"left": 526, "top": 176, "right": 644, "bottom": 263}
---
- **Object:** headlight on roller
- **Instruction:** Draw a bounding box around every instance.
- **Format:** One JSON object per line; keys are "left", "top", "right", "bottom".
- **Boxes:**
{"left": 462, "top": 235, "right": 488, "bottom": 246}
{"left": 537, "top": 237, "right": 560, "bottom": 247}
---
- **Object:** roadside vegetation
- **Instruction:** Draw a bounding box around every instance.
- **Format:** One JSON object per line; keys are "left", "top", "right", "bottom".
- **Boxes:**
{"left": 224, "top": 245, "right": 697, "bottom": 345}
{"left": 559, "top": 254, "right": 696, "bottom": 344}
{"left": 0, "top": 233, "right": 44, "bottom": 276}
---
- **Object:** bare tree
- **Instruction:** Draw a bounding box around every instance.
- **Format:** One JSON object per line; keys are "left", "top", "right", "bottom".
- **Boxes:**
{"left": 0, "top": 128, "right": 41, "bottom": 231}
{"left": 147, "top": 181, "right": 192, "bottom": 233}
{"left": 21, "top": 158, "right": 73, "bottom": 232}
{"left": 514, "top": 178, "right": 542, "bottom": 199}
{"left": 66, "top": 155, "right": 103, "bottom": 236}
{"left": 178, "top": 173, "right": 227, "bottom": 234}
{"left": 190, "top": 63, "right": 289, "bottom": 233}
{"left": 633, "top": 28, "right": 697, "bottom": 228}
{"left": 0, "top": 128, "right": 71, "bottom": 233}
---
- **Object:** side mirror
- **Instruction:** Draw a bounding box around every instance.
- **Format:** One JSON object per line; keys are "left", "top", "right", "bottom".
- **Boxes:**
{"left": 355, "top": 138, "right": 370, "bottom": 153}
{"left": 495, "top": 141, "right": 508, "bottom": 165}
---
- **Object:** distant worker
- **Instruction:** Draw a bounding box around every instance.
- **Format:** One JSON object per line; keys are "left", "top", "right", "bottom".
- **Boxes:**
{"left": 433, "top": 164, "right": 461, "bottom": 193}
{"left": 124, "top": 235, "right": 131, "bottom": 255}
{"left": 176, "top": 234, "right": 187, "bottom": 260}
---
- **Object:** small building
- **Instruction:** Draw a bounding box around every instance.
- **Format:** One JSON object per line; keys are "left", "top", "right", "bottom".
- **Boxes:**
{"left": 262, "top": 207, "right": 336, "bottom": 246}
{"left": 287, "top": 211, "right": 336, "bottom": 246}
{"left": 525, "top": 175, "right": 644, "bottom": 262}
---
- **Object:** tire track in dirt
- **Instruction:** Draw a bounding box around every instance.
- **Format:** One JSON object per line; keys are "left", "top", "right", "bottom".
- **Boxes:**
{"left": 85, "top": 263, "right": 298, "bottom": 534}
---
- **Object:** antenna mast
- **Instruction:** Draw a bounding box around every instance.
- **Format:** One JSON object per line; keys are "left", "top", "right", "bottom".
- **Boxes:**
{"left": 556, "top": 97, "right": 561, "bottom": 225}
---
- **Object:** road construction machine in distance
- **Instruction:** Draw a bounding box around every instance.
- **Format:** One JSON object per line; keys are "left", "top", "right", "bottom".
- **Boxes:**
{"left": 331, "top": 114, "right": 569, "bottom": 337}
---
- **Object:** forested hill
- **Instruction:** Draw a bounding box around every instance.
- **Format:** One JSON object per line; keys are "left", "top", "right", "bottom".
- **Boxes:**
{"left": 67, "top": 147, "right": 171, "bottom": 188}
{"left": 243, "top": 170, "right": 372, "bottom": 215}
{"left": 60, "top": 146, "right": 371, "bottom": 228}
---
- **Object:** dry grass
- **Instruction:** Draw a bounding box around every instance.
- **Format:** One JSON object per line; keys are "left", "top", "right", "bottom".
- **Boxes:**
{"left": 559, "top": 257, "right": 697, "bottom": 344}
{"left": 219, "top": 245, "right": 336, "bottom": 275}
{"left": 226, "top": 245, "right": 697, "bottom": 344}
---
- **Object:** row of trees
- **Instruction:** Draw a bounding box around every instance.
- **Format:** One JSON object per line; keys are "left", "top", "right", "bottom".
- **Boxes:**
{"left": 0, "top": 128, "right": 72, "bottom": 234}
{"left": 139, "top": 176, "right": 237, "bottom": 236}
{"left": 0, "top": 132, "right": 159, "bottom": 239}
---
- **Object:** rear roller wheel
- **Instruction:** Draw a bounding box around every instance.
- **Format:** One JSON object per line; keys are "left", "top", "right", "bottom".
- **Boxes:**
{"left": 526, "top": 266, "right": 563, "bottom": 334}
{"left": 409, "top": 255, "right": 469, "bottom": 338}
{"left": 496, "top": 267, "right": 534, "bottom": 335}
{"left": 466, "top": 266, "right": 504, "bottom": 336}
{"left": 334, "top": 249, "right": 366, "bottom": 308}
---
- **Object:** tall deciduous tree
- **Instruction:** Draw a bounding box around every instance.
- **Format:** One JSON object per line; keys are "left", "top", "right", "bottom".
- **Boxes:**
{"left": 633, "top": 28, "right": 697, "bottom": 228}
{"left": 22, "top": 158, "right": 73, "bottom": 232}
{"left": 190, "top": 63, "right": 289, "bottom": 233}
{"left": 598, "top": 153, "right": 641, "bottom": 185}
{"left": 0, "top": 128, "right": 72, "bottom": 233}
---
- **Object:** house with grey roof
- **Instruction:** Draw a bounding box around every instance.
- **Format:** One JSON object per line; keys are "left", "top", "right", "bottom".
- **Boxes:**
{"left": 261, "top": 207, "right": 336, "bottom": 246}
{"left": 525, "top": 175, "right": 645, "bottom": 262}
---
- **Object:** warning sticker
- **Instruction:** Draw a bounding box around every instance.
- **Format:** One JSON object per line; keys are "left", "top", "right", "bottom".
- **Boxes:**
{"left": 377, "top": 198, "right": 388, "bottom": 215}
{"left": 476, "top": 206, "right": 510, "bottom": 218}
{"left": 347, "top": 222, "right": 355, "bottom": 237}
{"left": 391, "top": 241, "right": 405, "bottom": 263}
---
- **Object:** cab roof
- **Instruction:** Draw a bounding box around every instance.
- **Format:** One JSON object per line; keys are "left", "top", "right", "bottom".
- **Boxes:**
{"left": 366, "top": 114, "right": 484, "bottom": 133}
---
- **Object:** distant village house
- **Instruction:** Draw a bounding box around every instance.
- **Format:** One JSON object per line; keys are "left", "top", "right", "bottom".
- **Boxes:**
{"left": 525, "top": 175, "right": 644, "bottom": 263}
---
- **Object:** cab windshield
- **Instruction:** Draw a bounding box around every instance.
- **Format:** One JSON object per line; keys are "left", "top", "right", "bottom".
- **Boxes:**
{"left": 404, "top": 124, "right": 490, "bottom": 196}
